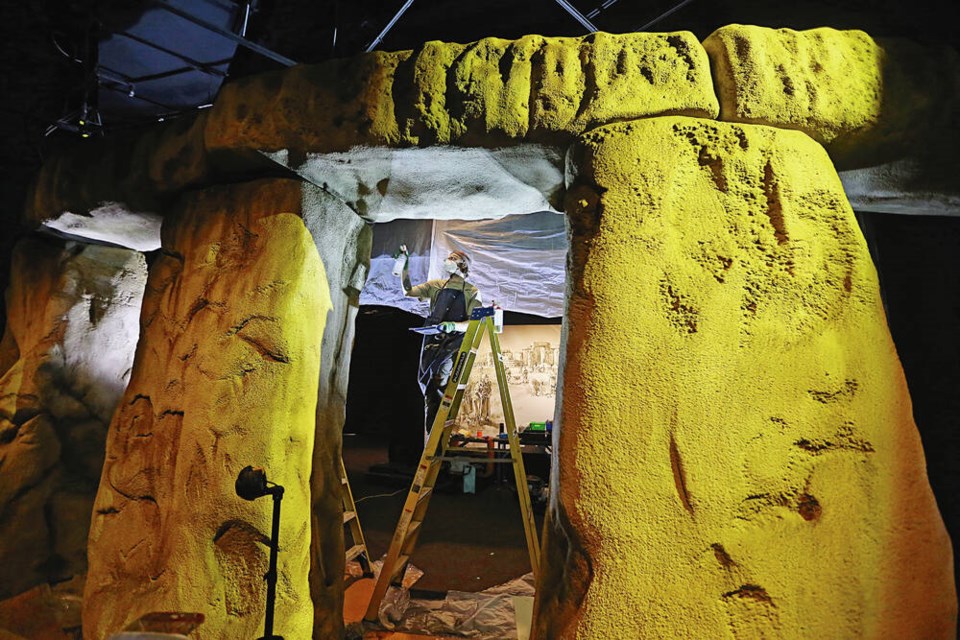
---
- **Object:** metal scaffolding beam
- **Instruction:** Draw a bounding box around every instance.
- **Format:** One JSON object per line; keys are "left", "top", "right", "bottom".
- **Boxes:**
{"left": 366, "top": 0, "right": 416, "bottom": 52}
{"left": 554, "top": 0, "right": 598, "bottom": 33}
{"left": 148, "top": 0, "right": 297, "bottom": 67}
{"left": 113, "top": 30, "right": 230, "bottom": 78}
{"left": 636, "top": 0, "right": 696, "bottom": 31}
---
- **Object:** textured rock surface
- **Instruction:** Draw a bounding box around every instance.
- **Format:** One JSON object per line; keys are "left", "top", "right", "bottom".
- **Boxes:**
{"left": 23, "top": 31, "right": 718, "bottom": 229}
{"left": 267, "top": 144, "right": 566, "bottom": 223}
{"left": 703, "top": 25, "right": 960, "bottom": 171}
{"left": 299, "top": 185, "right": 371, "bottom": 639}
{"left": 0, "top": 576, "right": 83, "bottom": 639}
{"left": 206, "top": 31, "right": 718, "bottom": 151}
{"left": 83, "top": 179, "right": 330, "bottom": 640}
{"left": 533, "top": 116, "right": 956, "bottom": 638}
{"left": 0, "top": 237, "right": 145, "bottom": 600}
{"left": 22, "top": 27, "right": 960, "bottom": 231}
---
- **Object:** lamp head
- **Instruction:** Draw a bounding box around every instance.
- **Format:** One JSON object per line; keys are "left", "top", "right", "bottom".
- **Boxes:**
{"left": 236, "top": 465, "right": 273, "bottom": 500}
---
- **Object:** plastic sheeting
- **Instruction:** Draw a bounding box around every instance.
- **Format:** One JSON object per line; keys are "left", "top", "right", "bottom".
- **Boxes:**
{"left": 350, "top": 559, "right": 536, "bottom": 640}
{"left": 360, "top": 212, "right": 567, "bottom": 318}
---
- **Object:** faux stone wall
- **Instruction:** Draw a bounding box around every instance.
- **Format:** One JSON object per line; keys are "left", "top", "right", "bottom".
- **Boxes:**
{"left": 83, "top": 179, "right": 331, "bottom": 639}
{"left": 534, "top": 115, "right": 955, "bottom": 638}
{"left": 703, "top": 25, "right": 960, "bottom": 170}
{"left": 23, "top": 31, "right": 719, "bottom": 229}
{"left": 3, "top": 22, "right": 957, "bottom": 640}
{"left": 0, "top": 237, "right": 145, "bottom": 600}
{"left": 300, "top": 185, "right": 372, "bottom": 639}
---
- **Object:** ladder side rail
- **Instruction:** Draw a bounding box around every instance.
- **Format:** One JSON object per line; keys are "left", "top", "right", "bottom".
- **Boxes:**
{"left": 437, "top": 320, "right": 485, "bottom": 456}
{"left": 400, "top": 318, "right": 485, "bottom": 571}
{"left": 339, "top": 456, "right": 372, "bottom": 575}
{"left": 428, "top": 317, "right": 484, "bottom": 445}
{"left": 362, "top": 453, "right": 434, "bottom": 619}
{"left": 390, "top": 322, "right": 482, "bottom": 585}
{"left": 486, "top": 317, "right": 542, "bottom": 579}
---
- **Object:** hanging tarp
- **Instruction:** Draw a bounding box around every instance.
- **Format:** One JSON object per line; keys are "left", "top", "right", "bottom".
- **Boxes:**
{"left": 360, "top": 212, "right": 567, "bottom": 318}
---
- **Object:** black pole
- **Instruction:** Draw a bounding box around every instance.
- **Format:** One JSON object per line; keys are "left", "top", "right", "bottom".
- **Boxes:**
{"left": 261, "top": 487, "right": 284, "bottom": 640}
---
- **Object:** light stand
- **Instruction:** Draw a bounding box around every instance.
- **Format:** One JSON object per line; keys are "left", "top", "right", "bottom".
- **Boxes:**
{"left": 236, "top": 465, "right": 285, "bottom": 640}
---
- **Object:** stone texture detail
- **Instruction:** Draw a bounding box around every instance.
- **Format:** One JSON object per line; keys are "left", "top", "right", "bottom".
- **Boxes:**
{"left": 533, "top": 116, "right": 956, "bottom": 638}
{"left": 23, "top": 31, "right": 718, "bottom": 228}
{"left": 4, "top": 22, "right": 956, "bottom": 640}
{"left": 82, "top": 179, "right": 331, "bottom": 640}
{"left": 0, "top": 237, "right": 146, "bottom": 600}
{"left": 207, "top": 31, "right": 718, "bottom": 151}
{"left": 20, "top": 27, "right": 960, "bottom": 230}
{"left": 300, "top": 186, "right": 371, "bottom": 639}
{"left": 703, "top": 25, "right": 960, "bottom": 169}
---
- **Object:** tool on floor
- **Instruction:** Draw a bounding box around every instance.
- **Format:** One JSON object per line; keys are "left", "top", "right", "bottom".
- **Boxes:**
{"left": 339, "top": 455, "right": 374, "bottom": 577}
{"left": 364, "top": 306, "right": 541, "bottom": 623}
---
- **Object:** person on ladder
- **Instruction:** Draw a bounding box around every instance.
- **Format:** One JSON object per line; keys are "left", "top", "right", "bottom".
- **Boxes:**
{"left": 396, "top": 245, "right": 483, "bottom": 444}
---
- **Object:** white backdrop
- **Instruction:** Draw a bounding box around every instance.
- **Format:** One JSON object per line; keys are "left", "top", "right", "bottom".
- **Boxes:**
{"left": 360, "top": 211, "right": 568, "bottom": 318}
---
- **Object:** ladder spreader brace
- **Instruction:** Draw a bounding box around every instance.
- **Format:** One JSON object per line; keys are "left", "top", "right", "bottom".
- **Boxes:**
{"left": 363, "top": 306, "right": 541, "bottom": 623}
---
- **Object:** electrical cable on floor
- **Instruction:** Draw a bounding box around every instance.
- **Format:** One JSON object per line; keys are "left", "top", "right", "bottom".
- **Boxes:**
{"left": 354, "top": 488, "right": 406, "bottom": 504}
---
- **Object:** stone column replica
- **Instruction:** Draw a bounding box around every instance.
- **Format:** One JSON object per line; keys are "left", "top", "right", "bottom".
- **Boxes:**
{"left": 300, "top": 186, "right": 371, "bottom": 640}
{"left": 0, "top": 237, "right": 145, "bottom": 600}
{"left": 533, "top": 116, "right": 955, "bottom": 638}
{"left": 83, "top": 179, "right": 332, "bottom": 639}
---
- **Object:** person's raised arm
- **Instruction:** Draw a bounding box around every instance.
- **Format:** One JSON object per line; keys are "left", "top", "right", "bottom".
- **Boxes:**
{"left": 394, "top": 244, "right": 414, "bottom": 295}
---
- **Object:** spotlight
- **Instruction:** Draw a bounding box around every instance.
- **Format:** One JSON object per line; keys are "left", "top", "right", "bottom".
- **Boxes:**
{"left": 235, "top": 465, "right": 285, "bottom": 640}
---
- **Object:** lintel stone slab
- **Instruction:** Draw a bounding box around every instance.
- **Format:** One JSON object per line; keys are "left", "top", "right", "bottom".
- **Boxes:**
{"left": 26, "top": 31, "right": 717, "bottom": 235}
{"left": 703, "top": 25, "right": 960, "bottom": 171}
{"left": 533, "top": 116, "right": 956, "bottom": 638}
{"left": 83, "top": 179, "right": 331, "bottom": 640}
{"left": 206, "top": 31, "right": 718, "bottom": 153}
{"left": 24, "top": 113, "right": 211, "bottom": 231}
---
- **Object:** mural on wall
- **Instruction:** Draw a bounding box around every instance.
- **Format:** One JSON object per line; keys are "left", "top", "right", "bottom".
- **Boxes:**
{"left": 454, "top": 324, "right": 561, "bottom": 436}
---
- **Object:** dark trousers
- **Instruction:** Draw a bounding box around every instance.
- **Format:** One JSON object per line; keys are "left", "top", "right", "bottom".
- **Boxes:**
{"left": 423, "top": 353, "right": 455, "bottom": 439}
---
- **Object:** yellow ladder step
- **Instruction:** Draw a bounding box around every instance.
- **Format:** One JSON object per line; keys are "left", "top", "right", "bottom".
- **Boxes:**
{"left": 338, "top": 456, "right": 373, "bottom": 577}
{"left": 346, "top": 544, "right": 367, "bottom": 562}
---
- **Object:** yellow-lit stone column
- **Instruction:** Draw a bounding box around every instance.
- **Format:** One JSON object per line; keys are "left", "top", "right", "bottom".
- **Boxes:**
{"left": 83, "top": 179, "right": 330, "bottom": 639}
{"left": 534, "top": 116, "right": 956, "bottom": 638}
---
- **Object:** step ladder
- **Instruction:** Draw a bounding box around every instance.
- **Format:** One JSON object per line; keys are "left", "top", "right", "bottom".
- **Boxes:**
{"left": 340, "top": 455, "right": 373, "bottom": 577}
{"left": 364, "top": 306, "right": 541, "bottom": 623}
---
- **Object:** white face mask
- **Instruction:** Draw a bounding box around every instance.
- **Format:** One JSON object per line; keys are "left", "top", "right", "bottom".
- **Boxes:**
{"left": 443, "top": 259, "right": 459, "bottom": 274}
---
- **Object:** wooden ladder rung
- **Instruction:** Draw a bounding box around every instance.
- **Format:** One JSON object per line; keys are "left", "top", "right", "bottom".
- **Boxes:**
{"left": 390, "top": 554, "right": 411, "bottom": 582}
{"left": 343, "top": 510, "right": 357, "bottom": 524}
{"left": 403, "top": 520, "right": 423, "bottom": 545}
{"left": 346, "top": 544, "right": 367, "bottom": 562}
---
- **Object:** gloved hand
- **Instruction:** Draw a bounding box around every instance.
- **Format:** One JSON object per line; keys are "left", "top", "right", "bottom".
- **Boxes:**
{"left": 439, "top": 321, "right": 456, "bottom": 333}
{"left": 392, "top": 244, "right": 409, "bottom": 277}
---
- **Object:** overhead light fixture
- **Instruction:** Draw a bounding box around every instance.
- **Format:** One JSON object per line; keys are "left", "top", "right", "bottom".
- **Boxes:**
{"left": 235, "top": 465, "right": 285, "bottom": 640}
{"left": 77, "top": 101, "right": 103, "bottom": 138}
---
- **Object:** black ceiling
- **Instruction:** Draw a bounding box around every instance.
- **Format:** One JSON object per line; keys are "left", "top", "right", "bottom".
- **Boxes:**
{"left": 0, "top": 0, "right": 956, "bottom": 230}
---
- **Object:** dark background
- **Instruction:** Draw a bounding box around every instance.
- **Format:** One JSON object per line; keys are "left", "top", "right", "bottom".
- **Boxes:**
{"left": 1, "top": 0, "right": 957, "bottom": 592}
